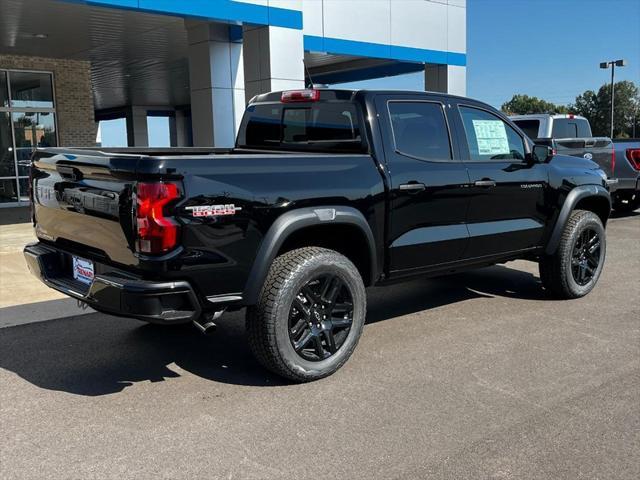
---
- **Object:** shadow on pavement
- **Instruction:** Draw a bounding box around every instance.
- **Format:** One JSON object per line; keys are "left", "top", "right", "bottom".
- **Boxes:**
{"left": 0, "top": 206, "right": 31, "bottom": 226}
{"left": 609, "top": 209, "right": 639, "bottom": 220}
{"left": 0, "top": 264, "right": 544, "bottom": 396}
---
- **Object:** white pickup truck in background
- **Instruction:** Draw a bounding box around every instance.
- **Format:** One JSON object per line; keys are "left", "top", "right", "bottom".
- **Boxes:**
{"left": 511, "top": 114, "right": 639, "bottom": 213}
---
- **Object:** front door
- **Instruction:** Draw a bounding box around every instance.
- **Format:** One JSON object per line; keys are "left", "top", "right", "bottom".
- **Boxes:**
{"left": 376, "top": 95, "right": 471, "bottom": 275}
{"left": 454, "top": 103, "right": 549, "bottom": 259}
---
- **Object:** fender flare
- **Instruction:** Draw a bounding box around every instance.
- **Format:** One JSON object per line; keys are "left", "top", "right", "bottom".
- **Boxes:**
{"left": 242, "top": 206, "right": 377, "bottom": 305}
{"left": 545, "top": 184, "right": 611, "bottom": 255}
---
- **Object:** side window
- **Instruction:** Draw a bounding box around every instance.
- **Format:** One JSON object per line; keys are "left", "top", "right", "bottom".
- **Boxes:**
{"left": 388, "top": 101, "right": 452, "bottom": 161}
{"left": 459, "top": 106, "right": 525, "bottom": 161}
{"left": 512, "top": 119, "right": 540, "bottom": 140}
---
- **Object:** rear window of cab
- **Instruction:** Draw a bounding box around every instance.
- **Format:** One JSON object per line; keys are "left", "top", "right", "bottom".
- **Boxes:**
{"left": 237, "top": 102, "right": 364, "bottom": 153}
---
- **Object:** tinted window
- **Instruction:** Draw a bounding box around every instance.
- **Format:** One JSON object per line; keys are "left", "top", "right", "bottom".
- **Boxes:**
{"left": 460, "top": 106, "right": 525, "bottom": 161}
{"left": 12, "top": 112, "right": 57, "bottom": 176}
{"left": 9, "top": 71, "right": 54, "bottom": 108}
{"left": 0, "top": 112, "right": 14, "bottom": 176}
{"left": 576, "top": 119, "right": 592, "bottom": 137}
{"left": 0, "top": 71, "right": 8, "bottom": 107}
{"left": 552, "top": 119, "right": 577, "bottom": 138}
{"left": 388, "top": 101, "right": 451, "bottom": 161}
{"left": 512, "top": 119, "right": 540, "bottom": 139}
{"left": 551, "top": 118, "right": 591, "bottom": 138}
{"left": 238, "top": 102, "right": 362, "bottom": 153}
{"left": 552, "top": 118, "right": 592, "bottom": 138}
{"left": 243, "top": 105, "right": 281, "bottom": 146}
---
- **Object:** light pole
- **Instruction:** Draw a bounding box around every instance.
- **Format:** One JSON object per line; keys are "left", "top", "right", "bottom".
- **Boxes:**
{"left": 600, "top": 59, "right": 626, "bottom": 139}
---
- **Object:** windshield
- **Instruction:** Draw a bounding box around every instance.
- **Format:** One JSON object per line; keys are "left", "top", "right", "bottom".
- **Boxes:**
{"left": 237, "top": 102, "right": 365, "bottom": 153}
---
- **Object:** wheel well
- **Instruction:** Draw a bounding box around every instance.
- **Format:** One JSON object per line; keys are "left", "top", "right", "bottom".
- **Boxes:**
{"left": 277, "top": 224, "right": 373, "bottom": 286}
{"left": 575, "top": 196, "right": 611, "bottom": 226}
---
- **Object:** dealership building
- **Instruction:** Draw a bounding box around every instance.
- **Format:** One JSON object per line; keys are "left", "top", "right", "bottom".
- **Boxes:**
{"left": 0, "top": 0, "right": 467, "bottom": 206}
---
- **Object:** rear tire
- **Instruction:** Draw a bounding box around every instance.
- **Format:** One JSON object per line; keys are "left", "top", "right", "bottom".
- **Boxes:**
{"left": 246, "top": 247, "right": 366, "bottom": 382}
{"left": 539, "top": 210, "right": 606, "bottom": 299}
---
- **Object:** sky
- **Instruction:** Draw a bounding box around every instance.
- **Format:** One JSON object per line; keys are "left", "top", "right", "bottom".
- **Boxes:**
{"left": 338, "top": 0, "right": 640, "bottom": 108}
{"left": 99, "top": 0, "right": 640, "bottom": 145}
{"left": 98, "top": 116, "right": 171, "bottom": 147}
{"left": 465, "top": 0, "right": 640, "bottom": 107}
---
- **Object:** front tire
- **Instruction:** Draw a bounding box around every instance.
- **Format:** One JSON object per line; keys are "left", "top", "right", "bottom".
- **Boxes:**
{"left": 246, "top": 247, "right": 366, "bottom": 382}
{"left": 539, "top": 210, "right": 606, "bottom": 299}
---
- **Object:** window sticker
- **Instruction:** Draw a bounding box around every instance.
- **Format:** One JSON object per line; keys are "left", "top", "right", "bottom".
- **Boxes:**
{"left": 472, "top": 119, "right": 510, "bottom": 156}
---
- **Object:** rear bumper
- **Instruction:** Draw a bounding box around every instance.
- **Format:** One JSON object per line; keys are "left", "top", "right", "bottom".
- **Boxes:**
{"left": 609, "top": 177, "right": 640, "bottom": 193}
{"left": 24, "top": 243, "right": 201, "bottom": 324}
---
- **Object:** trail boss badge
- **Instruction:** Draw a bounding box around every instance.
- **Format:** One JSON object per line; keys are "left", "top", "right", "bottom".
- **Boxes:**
{"left": 186, "top": 204, "right": 242, "bottom": 217}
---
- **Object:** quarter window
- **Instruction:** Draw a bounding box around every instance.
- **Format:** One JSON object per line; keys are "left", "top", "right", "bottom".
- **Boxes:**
{"left": 388, "top": 101, "right": 452, "bottom": 161}
{"left": 459, "top": 106, "right": 525, "bottom": 161}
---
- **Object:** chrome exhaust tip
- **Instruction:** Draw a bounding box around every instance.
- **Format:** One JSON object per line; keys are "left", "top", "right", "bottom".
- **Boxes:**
{"left": 193, "top": 309, "right": 225, "bottom": 335}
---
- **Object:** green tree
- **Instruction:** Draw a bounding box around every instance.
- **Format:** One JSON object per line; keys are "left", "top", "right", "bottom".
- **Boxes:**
{"left": 501, "top": 94, "right": 568, "bottom": 115}
{"left": 571, "top": 81, "right": 639, "bottom": 138}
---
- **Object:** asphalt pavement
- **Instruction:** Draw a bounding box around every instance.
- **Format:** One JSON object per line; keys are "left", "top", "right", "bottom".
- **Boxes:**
{"left": 1, "top": 213, "right": 638, "bottom": 479}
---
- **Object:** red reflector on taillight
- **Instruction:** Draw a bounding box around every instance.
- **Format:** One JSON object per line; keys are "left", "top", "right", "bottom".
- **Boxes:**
{"left": 626, "top": 148, "right": 640, "bottom": 171}
{"left": 281, "top": 89, "right": 320, "bottom": 103}
{"left": 611, "top": 146, "right": 616, "bottom": 174}
{"left": 136, "top": 182, "right": 180, "bottom": 254}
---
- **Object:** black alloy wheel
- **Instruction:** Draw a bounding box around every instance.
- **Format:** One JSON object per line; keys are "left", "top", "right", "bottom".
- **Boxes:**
{"left": 246, "top": 247, "right": 366, "bottom": 382}
{"left": 539, "top": 209, "right": 606, "bottom": 299}
{"left": 289, "top": 274, "right": 354, "bottom": 361}
{"left": 570, "top": 228, "right": 602, "bottom": 286}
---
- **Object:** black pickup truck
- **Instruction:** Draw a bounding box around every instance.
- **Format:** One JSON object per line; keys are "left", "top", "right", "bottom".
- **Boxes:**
{"left": 25, "top": 89, "right": 611, "bottom": 381}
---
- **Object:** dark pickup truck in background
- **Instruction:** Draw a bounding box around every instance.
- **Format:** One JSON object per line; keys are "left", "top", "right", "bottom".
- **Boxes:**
{"left": 25, "top": 89, "right": 611, "bottom": 381}
{"left": 611, "top": 138, "right": 640, "bottom": 212}
{"left": 511, "top": 113, "right": 639, "bottom": 212}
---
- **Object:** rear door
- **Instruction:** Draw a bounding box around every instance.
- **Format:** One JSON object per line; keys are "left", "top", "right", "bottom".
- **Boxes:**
{"left": 453, "top": 103, "right": 549, "bottom": 258}
{"left": 375, "top": 95, "right": 471, "bottom": 274}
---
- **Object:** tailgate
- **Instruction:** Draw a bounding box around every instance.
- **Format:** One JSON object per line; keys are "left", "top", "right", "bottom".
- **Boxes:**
{"left": 554, "top": 137, "right": 614, "bottom": 177}
{"left": 31, "top": 149, "right": 141, "bottom": 266}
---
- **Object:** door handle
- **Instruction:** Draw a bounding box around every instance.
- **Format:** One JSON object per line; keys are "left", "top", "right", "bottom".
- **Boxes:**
{"left": 399, "top": 182, "right": 426, "bottom": 193}
{"left": 474, "top": 179, "right": 496, "bottom": 188}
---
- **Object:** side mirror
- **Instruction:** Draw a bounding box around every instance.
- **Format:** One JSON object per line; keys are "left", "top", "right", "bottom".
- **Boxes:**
{"left": 532, "top": 144, "right": 553, "bottom": 163}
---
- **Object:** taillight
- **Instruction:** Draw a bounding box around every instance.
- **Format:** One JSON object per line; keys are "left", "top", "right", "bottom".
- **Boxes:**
{"left": 135, "top": 182, "right": 180, "bottom": 254}
{"left": 611, "top": 146, "right": 616, "bottom": 174}
{"left": 626, "top": 148, "right": 640, "bottom": 171}
{"left": 281, "top": 89, "right": 320, "bottom": 103}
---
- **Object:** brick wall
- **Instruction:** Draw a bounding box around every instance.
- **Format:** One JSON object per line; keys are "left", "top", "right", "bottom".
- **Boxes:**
{"left": 0, "top": 54, "right": 97, "bottom": 147}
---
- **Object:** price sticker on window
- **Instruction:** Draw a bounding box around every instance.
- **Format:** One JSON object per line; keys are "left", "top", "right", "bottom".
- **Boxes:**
{"left": 472, "top": 119, "right": 510, "bottom": 156}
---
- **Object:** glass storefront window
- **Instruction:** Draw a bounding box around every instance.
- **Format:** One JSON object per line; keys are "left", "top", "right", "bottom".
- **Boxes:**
{"left": 0, "top": 69, "right": 56, "bottom": 205}
{"left": 9, "top": 71, "right": 54, "bottom": 109}
{"left": 0, "top": 179, "right": 18, "bottom": 203}
{"left": 0, "top": 71, "right": 8, "bottom": 107}
{"left": 18, "top": 178, "right": 30, "bottom": 202}
{"left": 0, "top": 112, "right": 15, "bottom": 177}
{"left": 12, "top": 112, "right": 57, "bottom": 176}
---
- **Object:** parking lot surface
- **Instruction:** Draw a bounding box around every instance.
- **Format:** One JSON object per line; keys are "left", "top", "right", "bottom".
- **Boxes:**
{"left": 1, "top": 214, "right": 639, "bottom": 479}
